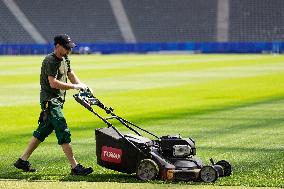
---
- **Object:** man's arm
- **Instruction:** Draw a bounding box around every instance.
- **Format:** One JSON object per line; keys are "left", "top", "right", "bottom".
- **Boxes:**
{"left": 48, "top": 75, "right": 87, "bottom": 90}
{"left": 67, "top": 71, "right": 81, "bottom": 84}
{"left": 48, "top": 76, "right": 75, "bottom": 90}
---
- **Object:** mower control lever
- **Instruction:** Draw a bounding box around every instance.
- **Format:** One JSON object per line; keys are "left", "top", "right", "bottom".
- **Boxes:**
{"left": 74, "top": 88, "right": 115, "bottom": 114}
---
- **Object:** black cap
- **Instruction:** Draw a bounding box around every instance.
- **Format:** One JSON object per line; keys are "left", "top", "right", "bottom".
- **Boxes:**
{"left": 54, "top": 34, "right": 76, "bottom": 49}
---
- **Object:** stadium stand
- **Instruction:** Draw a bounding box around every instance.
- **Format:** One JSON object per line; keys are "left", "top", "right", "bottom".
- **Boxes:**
{"left": 14, "top": 0, "right": 123, "bottom": 43}
{"left": 0, "top": 0, "right": 284, "bottom": 54}
{"left": 1, "top": 0, "right": 284, "bottom": 43}
{"left": 0, "top": 0, "right": 34, "bottom": 43}
{"left": 230, "top": 0, "right": 284, "bottom": 42}
{"left": 122, "top": 0, "right": 217, "bottom": 42}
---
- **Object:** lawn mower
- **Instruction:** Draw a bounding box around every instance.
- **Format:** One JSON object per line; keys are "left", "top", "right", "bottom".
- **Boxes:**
{"left": 73, "top": 88, "right": 232, "bottom": 182}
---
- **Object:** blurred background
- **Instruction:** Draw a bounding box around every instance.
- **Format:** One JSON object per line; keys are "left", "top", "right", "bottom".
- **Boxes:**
{"left": 0, "top": 0, "right": 283, "bottom": 55}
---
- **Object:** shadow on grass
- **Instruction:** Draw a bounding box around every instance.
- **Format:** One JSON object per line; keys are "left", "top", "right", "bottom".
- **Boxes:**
{"left": 61, "top": 173, "right": 139, "bottom": 183}
{"left": 1, "top": 171, "right": 190, "bottom": 184}
{"left": 0, "top": 170, "right": 134, "bottom": 183}
{"left": 1, "top": 144, "right": 283, "bottom": 187}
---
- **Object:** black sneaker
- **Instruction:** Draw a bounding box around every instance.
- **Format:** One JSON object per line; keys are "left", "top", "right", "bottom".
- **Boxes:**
{"left": 14, "top": 158, "right": 36, "bottom": 172}
{"left": 71, "top": 164, "right": 93, "bottom": 176}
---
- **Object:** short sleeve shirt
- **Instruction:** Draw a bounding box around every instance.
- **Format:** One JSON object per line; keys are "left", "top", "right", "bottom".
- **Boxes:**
{"left": 40, "top": 53, "right": 71, "bottom": 103}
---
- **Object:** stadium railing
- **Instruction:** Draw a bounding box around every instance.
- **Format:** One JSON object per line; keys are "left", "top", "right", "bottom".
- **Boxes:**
{"left": 0, "top": 42, "right": 283, "bottom": 55}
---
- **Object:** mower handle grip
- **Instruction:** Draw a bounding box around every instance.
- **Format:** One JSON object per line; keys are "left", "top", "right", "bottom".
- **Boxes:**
{"left": 76, "top": 88, "right": 114, "bottom": 114}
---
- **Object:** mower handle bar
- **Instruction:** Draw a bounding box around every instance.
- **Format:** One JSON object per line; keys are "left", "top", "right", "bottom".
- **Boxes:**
{"left": 73, "top": 88, "right": 160, "bottom": 139}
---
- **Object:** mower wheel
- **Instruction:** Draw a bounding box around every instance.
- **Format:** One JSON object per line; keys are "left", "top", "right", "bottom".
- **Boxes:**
{"left": 200, "top": 166, "right": 218, "bottom": 183}
{"left": 216, "top": 160, "right": 232, "bottom": 176}
{"left": 136, "top": 159, "right": 159, "bottom": 181}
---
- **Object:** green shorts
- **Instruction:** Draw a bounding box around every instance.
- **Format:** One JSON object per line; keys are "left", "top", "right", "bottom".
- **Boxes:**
{"left": 33, "top": 99, "right": 71, "bottom": 145}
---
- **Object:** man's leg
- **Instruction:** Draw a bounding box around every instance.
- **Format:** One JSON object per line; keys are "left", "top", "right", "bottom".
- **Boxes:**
{"left": 61, "top": 143, "right": 93, "bottom": 175}
{"left": 61, "top": 143, "right": 78, "bottom": 168}
{"left": 14, "top": 136, "right": 40, "bottom": 172}
{"left": 20, "top": 136, "right": 41, "bottom": 161}
{"left": 51, "top": 102, "right": 93, "bottom": 175}
{"left": 15, "top": 109, "right": 52, "bottom": 172}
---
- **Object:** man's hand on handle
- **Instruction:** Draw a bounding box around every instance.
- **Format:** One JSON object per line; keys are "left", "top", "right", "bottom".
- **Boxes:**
{"left": 73, "top": 83, "right": 88, "bottom": 90}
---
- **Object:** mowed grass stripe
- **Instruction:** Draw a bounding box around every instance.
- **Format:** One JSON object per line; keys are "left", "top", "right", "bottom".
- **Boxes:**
{"left": 97, "top": 72, "right": 284, "bottom": 119}
{"left": 1, "top": 68, "right": 284, "bottom": 107}
{"left": 83, "top": 62, "right": 284, "bottom": 93}
{"left": 1, "top": 54, "right": 283, "bottom": 92}
{"left": 0, "top": 54, "right": 281, "bottom": 76}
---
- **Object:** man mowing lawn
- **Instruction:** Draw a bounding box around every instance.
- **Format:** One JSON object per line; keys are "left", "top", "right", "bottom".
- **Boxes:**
{"left": 14, "top": 34, "right": 93, "bottom": 176}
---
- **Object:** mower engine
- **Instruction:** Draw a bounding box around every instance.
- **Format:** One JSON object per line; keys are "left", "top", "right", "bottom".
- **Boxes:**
{"left": 173, "top": 145, "right": 192, "bottom": 157}
{"left": 160, "top": 135, "right": 196, "bottom": 157}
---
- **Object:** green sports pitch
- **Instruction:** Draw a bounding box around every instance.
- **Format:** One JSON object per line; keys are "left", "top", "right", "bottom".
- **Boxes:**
{"left": 0, "top": 54, "right": 283, "bottom": 188}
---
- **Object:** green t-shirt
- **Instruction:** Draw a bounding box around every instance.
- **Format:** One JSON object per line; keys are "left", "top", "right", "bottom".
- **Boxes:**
{"left": 40, "top": 52, "right": 71, "bottom": 103}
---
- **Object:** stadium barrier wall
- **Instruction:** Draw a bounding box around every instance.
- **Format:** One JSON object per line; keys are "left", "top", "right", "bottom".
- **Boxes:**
{"left": 0, "top": 42, "right": 283, "bottom": 55}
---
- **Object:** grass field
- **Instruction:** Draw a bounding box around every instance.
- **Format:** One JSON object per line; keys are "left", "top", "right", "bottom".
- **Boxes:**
{"left": 0, "top": 54, "right": 283, "bottom": 188}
